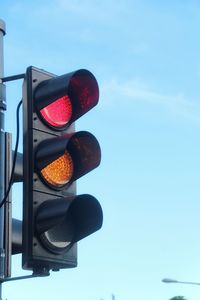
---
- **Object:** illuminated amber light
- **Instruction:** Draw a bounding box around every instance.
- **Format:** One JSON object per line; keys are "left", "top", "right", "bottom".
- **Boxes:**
{"left": 41, "top": 151, "right": 73, "bottom": 187}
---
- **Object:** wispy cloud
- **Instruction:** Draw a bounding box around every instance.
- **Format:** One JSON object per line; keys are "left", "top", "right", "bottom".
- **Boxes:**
{"left": 56, "top": 0, "right": 130, "bottom": 20}
{"left": 101, "top": 78, "right": 200, "bottom": 122}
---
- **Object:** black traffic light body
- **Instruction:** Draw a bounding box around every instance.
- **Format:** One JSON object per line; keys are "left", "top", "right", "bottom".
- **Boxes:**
{"left": 22, "top": 66, "right": 102, "bottom": 272}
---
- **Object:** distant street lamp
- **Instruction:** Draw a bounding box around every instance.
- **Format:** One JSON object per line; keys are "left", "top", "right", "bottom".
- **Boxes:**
{"left": 162, "top": 278, "right": 200, "bottom": 286}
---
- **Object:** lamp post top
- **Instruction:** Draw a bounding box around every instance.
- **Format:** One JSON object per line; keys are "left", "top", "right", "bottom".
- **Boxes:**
{"left": 0, "top": 20, "right": 6, "bottom": 35}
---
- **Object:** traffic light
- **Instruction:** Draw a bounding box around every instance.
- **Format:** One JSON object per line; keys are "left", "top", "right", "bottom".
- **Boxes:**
{"left": 22, "top": 66, "right": 103, "bottom": 273}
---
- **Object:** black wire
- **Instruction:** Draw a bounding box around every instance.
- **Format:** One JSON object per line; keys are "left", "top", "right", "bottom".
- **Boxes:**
{"left": 0, "top": 99, "right": 22, "bottom": 208}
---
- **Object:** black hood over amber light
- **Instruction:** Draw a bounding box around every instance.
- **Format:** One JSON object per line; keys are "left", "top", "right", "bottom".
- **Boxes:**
{"left": 35, "top": 131, "right": 101, "bottom": 189}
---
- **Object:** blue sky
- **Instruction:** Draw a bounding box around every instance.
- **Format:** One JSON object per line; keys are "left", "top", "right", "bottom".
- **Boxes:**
{"left": 2, "top": 1, "right": 200, "bottom": 300}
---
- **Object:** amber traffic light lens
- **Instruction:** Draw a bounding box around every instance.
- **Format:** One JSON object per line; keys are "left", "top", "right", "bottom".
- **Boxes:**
{"left": 41, "top": 151, "right": 73, "bottom": 187}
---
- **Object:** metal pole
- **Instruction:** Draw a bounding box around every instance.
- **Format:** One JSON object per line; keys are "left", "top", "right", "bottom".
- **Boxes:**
{"left": 176, "top": 281, "right": 200, "bottom": 286}
{"left": 162, "top": 278, "right": 200, "bottom": 286}
{"left": 0, "top": 19, "right": 6, "bottom": 300}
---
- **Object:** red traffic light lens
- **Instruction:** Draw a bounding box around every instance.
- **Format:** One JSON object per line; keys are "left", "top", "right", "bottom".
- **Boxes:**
{"left": 34, "top": 69, "right": 99, "bottom": 128}
{"left": 40, "top": 96, "right": 72, "bottom": 128}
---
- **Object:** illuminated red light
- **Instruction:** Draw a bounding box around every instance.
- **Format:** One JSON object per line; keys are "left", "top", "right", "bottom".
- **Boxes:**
{"left": 34, "top": 69, "right": 99, "bottom": 127}
{"left": 40, "top": 96, "right": 72, "bottom": 128}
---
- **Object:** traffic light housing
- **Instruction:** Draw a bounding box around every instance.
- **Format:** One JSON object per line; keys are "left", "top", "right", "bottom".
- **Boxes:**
{"left": 22, "top": 66, "right": 103, "bottom": 272}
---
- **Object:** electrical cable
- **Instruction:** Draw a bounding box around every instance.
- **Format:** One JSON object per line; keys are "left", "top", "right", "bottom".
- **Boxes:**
{"left": 0, "top": 99, "right": 22, "bottom": 208}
